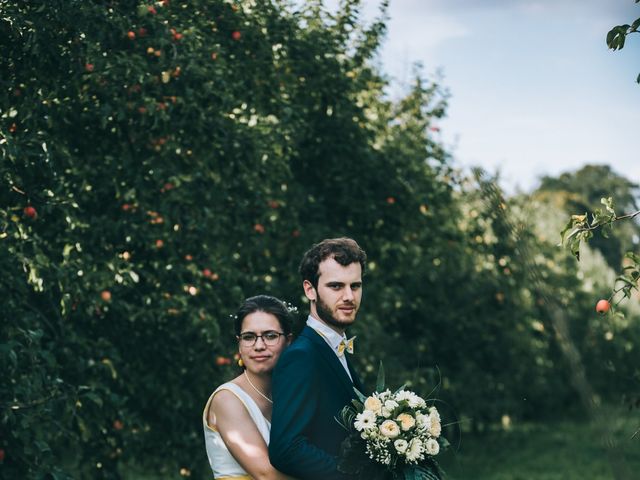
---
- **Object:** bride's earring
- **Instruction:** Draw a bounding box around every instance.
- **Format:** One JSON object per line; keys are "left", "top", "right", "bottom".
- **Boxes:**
{"left": 238, "top": 358, "right": 244, "bottom": 368}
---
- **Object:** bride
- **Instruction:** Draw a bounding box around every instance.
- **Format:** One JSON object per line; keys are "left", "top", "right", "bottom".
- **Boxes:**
{"left": 203, "top": 295, "right": 295, "bottom": 480}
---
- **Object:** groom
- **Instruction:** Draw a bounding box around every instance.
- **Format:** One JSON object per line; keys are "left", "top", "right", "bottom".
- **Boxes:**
{"left": 269, "top": 237, "right": 366, "bottom": 480}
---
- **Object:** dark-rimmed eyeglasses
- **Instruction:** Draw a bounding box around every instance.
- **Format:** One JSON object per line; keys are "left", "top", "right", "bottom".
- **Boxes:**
{"left": 238, "top": 331, "right": 285, "bottom": 347}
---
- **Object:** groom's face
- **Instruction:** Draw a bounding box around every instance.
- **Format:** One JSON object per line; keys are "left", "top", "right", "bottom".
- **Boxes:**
{"left": 304, "top": 257, "right": 362, "bottom": 333}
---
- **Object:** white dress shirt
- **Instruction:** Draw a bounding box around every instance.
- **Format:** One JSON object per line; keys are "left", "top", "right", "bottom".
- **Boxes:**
{"left": 306, "top": 315, "right": 353, "bottom": 381}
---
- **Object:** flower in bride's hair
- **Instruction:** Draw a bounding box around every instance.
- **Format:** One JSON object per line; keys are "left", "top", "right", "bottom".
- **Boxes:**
{"left": 396, "top": 413, "right": 416, "bottom": 431}
{"left": 405, "top": 438, "right": 424, "bottom": 463}
{"left": 394, "top": 439, "right": 409, "bottom": 454}
{"left": 364, "top": 395, "right": 382, "bottom": 414}
{"left": 354, "top": 410, "right": 377, "bottom": 431}
{"left": 379, "top": 420, "right": 401, "bottom": 438}
{"left": 425, "top": 438, "right": 440, "bottom": 456}
{"left": 285, "top": 302, "right": 298, "bottom": 315}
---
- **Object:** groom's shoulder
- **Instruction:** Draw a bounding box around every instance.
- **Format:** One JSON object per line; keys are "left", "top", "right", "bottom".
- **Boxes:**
{"left": 277, "top": 329, "right": 318, "bottom": 362}
{"left": 285, "top": 331, "right": 315, "bottom": 354}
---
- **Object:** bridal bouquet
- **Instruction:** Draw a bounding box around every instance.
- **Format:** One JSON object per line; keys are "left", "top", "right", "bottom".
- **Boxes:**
{"left": 338, "top": 366, "right": 446, "bottom": 480}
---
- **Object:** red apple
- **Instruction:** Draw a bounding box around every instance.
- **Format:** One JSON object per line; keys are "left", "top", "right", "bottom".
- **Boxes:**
{"left": 254, "top": 223, "right": 265, "bottom": 234}
{"left": 113, "top": 420, "right": 124, "bottom": 430}
{"left": 127, "top": 31, "right": 136, "bottom": 40}
{"left": 85, "top": 63, "right": 94, "bottom": 72}
{"left": 0, "top": 448, "right": 5, "bottom": 462}
{"left": 215, "top": 356, "right": 231, "bottom": 366}
{"left": 23, "top": 206, "right": 37, "bottom": 219}
{"left": 231, "top": 30, "right": 241, "bottom": 40}
{"left": 101, "top": 290, "right": 112, "bottom": 302}
{"left": 202, "top": 268, "right": 212, "bottom": 278}
{"left": 595, "top": 299, "right": 610, "bottom": 314}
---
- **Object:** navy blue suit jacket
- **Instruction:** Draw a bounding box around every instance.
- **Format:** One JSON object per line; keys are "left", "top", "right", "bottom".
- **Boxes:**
{"left": 269, "top": 325, "right": 364, "bottom": 480}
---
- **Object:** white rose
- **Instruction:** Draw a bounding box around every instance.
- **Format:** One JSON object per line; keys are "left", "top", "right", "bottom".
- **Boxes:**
{"left": 408, "top": 394, "right": 426, "bottom": 409}
{"left": 379, "top": 420, "right": 401, "bottom": 438}
{"left": 364, "top": 395, "right": 383, "bottom": 414}
{"left": 396, "top": 413, "right": 416, "bottom": 431}
{"left": 384, "top": 400, "right": 399, "bottom": 410}
{"left": 394, "top": 439, "right": 409, "bottom": 454}
{"left": 429, "top": 416, "right": 442, "bottom": 437}
{"left": 378, "top": 389, "right": 392, "bottom": 400}
{"left": 382, "top": 400, "right": 399, "bottom": 417}
{"left": 429, "top": 406, "right": 441, "bottom": 421}
{"left": 425, "top": 438, "right": 440, "bottom": 455}
{"left": 416, "top": 412, "right": 431, "bottom": 430}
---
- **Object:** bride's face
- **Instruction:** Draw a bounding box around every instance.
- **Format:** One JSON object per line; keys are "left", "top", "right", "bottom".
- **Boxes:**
{"left": 238, "top": 311, "right": 289, "bottom": 375}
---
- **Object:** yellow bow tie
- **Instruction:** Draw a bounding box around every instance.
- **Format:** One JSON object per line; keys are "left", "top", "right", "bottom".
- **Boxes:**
{"left": 337, "top": 336, "right": 356, "bottom": 356}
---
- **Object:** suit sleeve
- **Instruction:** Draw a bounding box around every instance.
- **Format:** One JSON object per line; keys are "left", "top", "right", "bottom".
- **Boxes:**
{"left": 268, "top": 346, "right": 348, "bottom": 480}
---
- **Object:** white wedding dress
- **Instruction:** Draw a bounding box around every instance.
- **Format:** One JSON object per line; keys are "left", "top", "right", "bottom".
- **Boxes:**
{"left": 202, "top": 382, "right": 271, "bottom": 479}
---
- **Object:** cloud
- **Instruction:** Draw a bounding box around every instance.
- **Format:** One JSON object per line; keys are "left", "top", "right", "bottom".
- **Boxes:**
{"left": 386, "top": 9, "right": 469, "bottom": 51}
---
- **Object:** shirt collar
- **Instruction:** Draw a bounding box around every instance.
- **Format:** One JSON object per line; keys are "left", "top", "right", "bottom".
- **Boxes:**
{"left": 306, "top": 315, "right": 346, "bottom": 352}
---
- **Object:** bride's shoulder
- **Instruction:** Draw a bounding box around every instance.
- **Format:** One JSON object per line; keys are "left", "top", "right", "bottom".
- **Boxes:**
{"left": 208, "top": 382, "right": 252, "bottom": 421}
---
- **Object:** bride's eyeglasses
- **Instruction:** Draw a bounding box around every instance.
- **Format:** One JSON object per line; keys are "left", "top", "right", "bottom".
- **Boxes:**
{"left": 238, "top": 331, "right": 285, "bottom": 347}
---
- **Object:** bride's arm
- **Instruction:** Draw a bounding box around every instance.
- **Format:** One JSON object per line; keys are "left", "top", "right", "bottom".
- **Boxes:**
{"left": 210, "top": 390, "right": 295, "bottom": 480}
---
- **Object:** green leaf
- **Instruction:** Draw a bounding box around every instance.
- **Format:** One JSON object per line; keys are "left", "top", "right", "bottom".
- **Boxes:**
{"left": 35, "top": 440, "right": 51, "bottom": 453}
{"left": 600, "top": 196, "right": 615, "bottom": 215}
{"left": 376, "top": 361, "right": 386, "bottom": 392}
{"left": 84, "top": 392, "right": 103, "bottom": 407}
{"left": 353, "top": 388, "right": 367, "bottom": 403}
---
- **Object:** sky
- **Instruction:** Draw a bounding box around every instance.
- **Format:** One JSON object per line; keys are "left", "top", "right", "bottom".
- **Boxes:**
{"left": 333, "top": 0, "right": 640, "bottom": 194}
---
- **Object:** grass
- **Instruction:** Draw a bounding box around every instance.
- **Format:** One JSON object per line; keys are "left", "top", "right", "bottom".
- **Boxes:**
{"left": 438, "top": 407, "right": 640, "bottom": 480}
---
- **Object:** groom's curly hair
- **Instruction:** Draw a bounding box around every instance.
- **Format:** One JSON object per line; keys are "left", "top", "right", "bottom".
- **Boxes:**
{"left": 299, "top": 237, "right": 367, "bottom": 289}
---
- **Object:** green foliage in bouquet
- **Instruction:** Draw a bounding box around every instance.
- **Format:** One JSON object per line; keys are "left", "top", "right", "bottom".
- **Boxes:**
{"left": 337, "top": 363, "right": 446, "bottom": 480}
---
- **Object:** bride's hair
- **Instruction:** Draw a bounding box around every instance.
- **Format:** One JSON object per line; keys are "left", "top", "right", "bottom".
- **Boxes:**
{"left": 234, "top": 295, "right": 294, "bottom": 337}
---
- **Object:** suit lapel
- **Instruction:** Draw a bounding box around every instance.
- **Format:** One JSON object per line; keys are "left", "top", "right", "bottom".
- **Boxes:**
{"left": 300, "top": 326, "right": 357, "bottom": 398}
{"left": 346, "top": 355, "right": 365, "bottom": 395}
